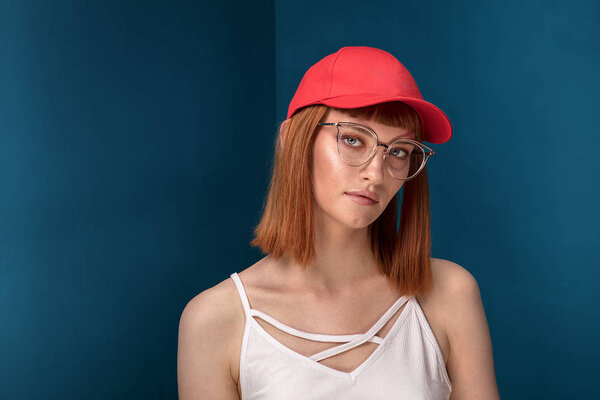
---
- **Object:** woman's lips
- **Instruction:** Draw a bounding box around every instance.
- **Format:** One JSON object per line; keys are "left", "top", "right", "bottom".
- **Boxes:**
{"left": 345, "top": 193, "right": 378, "bottom": 205}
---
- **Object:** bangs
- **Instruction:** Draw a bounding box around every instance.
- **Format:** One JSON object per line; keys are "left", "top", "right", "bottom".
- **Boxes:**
{"left": 331, "top": 101, "right": 422, "bottom": 141}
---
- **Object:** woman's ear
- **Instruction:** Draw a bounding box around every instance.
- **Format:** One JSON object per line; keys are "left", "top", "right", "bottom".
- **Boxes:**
{"left": 278, "top": 119, "right": 290, "bottom": 149}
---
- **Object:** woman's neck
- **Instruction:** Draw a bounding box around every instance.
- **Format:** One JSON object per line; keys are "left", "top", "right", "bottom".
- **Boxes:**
{"left": 274, "top": 226, "right": 385, "bottom": 296}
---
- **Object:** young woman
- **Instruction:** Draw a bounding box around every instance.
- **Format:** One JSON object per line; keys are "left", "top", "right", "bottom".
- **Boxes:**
{"left": 178, "top": 46, "right": 500, "bottom": 399}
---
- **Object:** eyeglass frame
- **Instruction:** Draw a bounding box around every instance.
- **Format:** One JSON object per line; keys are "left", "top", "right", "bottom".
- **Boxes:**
{"left": 317, "top": 121, "right": 435, "bottom": 182}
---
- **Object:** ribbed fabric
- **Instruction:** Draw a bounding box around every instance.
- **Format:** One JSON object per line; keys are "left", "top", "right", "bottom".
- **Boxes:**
{"left": 230, "top": 272, "right": 452, "bottom": 400}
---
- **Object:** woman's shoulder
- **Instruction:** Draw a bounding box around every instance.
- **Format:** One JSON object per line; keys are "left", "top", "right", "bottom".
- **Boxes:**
{"left": 178, "top": 273, "right": 248, "bottom": 382}
{"left": 416, "top": 257, "right": 480, "bottom": 366}
{"left": 430, "top": 257, "right": 478, "bottom": 289}
{"left": 429, "top": 257, "right": 480, "bottom": 299}
{"left": 180, "top": 269, "right": 252, "bottom": 349}
{"left": 181, "top": 258, "right": 267, "bottom": 328}
{"left": 181, "top": 274, "right": 244, "bottom": 326}
{"left": 178, "top": 259, "right": 269, "bottom": 383}
{"left": 428, "top": 258, "right": 498, "bottom": 397}
{"left": 178, "top": 273, "right": 247, "bottom": 397}
{"left": 424, "top": 257, "right": 480, "bottom": 314}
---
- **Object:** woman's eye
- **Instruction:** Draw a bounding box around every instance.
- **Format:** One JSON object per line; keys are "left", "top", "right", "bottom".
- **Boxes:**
{"left": 390, "top": 148, "right": 409, "bottom": 158}
{"left": 342, "top": 136, "right": 362, "bottom": 147}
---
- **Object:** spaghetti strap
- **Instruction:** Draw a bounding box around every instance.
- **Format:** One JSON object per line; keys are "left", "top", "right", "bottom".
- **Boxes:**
{"left": 230, "top": 272, "right": 251, "bottom": 317}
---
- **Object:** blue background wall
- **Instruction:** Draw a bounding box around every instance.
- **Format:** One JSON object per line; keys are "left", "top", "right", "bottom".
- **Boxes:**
{"left": 1, "top": 1, "right": 274, "bottom": 399}
{"left": 1, "top": 0, "right": 598, "bottom": 399}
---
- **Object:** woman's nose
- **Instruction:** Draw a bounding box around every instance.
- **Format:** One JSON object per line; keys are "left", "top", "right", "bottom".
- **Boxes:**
{"left": 361, "top": 145, "right": 388, "bottom": 181}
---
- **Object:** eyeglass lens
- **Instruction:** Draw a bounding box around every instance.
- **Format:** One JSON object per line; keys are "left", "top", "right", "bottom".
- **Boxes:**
{"left": 337, "top": 124, "right": 426, "bottom": 180}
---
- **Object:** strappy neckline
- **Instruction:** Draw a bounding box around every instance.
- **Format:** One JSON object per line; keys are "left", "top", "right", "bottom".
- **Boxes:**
{"left": 230, "top": 272, "right": 414, "bottom": 382}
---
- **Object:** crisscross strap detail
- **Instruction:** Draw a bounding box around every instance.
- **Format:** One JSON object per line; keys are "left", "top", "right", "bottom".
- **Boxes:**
{"left": 230, "top": 272, "right": 409, "bottom": 361}
{"left": 309, "top": 295, "right": 408, "bottom": 361}
{"left": 250, "top": 309, "right": 384, "bottom": 344}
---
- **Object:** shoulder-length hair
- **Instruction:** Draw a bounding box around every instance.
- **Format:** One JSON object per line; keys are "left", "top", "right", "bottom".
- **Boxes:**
{"left": 250, "top": 101, "right": 433, "bottom": 297}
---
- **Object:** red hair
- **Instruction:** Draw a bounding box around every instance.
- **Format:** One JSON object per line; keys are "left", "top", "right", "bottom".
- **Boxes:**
{"left": 250, "top": 101, "right": 433, "bottom": 296}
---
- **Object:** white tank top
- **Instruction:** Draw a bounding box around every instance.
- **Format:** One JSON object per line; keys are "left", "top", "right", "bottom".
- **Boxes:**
{"left": 230, "top": 272, "right": 452, "bottom": 399}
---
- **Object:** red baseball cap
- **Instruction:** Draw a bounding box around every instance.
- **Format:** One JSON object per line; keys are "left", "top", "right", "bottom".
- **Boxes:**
{"left": 287, "top": 46, "right": 453, "bottom": 144}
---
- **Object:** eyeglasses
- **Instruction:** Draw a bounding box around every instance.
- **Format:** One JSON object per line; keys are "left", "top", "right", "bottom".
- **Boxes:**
{"left": 317, "top": 122, "right": 434, "bottom": 181}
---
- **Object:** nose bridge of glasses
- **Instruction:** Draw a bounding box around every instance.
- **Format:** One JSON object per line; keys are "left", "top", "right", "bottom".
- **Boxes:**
{"left": 374, "top": 142, "right": 393, "bottom": 159}
{"left": 366, "top": 142, "right": 389, "bottom": 166}
{"left": 376, "top": 142, "right": 390, "bottom": 151}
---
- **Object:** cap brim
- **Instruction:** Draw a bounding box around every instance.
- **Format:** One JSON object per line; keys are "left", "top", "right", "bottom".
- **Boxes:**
{"left": 318, "top": 95, "right": 453, "bottom": 144}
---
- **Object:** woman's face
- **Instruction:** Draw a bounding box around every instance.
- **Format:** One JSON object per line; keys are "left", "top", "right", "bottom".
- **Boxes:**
{"left": 310, "top": 109, "right": 414, "bottom": 229}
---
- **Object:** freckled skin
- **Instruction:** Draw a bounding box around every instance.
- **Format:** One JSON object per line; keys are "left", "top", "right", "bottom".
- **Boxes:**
{"left": 311, "top": 109, "right": 412, "bottom": 229}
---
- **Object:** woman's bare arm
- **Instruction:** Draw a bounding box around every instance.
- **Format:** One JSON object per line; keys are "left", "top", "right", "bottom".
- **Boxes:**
{"left": 178, "top": 288, "right": 240, "bottom": 400}
{"left": 443, "top": 260, "right": 501, "bottom": 399}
